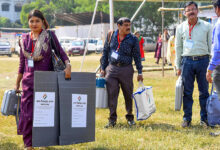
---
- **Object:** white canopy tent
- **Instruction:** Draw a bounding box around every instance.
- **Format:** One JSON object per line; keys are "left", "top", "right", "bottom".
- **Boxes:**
{"left": 80, "top": 0, "right": 212, "bottom": 76}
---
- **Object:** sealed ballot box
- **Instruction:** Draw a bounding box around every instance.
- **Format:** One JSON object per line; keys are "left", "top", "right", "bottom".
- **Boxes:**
{"left": 32, "top": 71, "right": 59, "bottom": 147}
{"left": 32, "top": 71, "right": 96, "bottom": 147}
{"left": 58, "top": 72, "right": 96, "bottom": 145}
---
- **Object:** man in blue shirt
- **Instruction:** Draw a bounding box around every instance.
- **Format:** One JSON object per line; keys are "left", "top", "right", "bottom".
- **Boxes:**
{"left": 206, "top": 0, "right": 220, "bottom": 98}
{"left": 100, "top": 17, "right": 143, "bottom": 128}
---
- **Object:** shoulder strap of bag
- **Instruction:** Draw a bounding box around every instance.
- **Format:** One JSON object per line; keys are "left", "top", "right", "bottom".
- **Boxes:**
{"left": 211, "top": 84, "right": 214, "bottom": 95}
{"left": 48, "top": 30, "right": 60, "bottom": 57}
{"left": 107, "top": 30, "right": 114, "bottom": 46}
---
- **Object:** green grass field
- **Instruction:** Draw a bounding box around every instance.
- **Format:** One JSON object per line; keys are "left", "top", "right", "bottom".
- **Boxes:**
{"left": 0, "top": 53, "right": 220, "bottom": 150}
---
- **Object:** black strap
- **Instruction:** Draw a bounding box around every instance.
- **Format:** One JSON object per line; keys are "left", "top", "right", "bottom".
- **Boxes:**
{"left": 107, "top": 30, "right": 114, "bottom": 47}
{"left": 48, "top": 30, "right": 60, "bottom": 57}
{"left": 211, "top": 84, "right": 214, "bottom": 95}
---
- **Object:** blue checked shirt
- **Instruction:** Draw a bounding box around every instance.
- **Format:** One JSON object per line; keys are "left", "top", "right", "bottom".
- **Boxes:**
{"left": 101, "top": 29, "right": 143, "bottom": 74}
{"left": 208, "top": 18, "right": 220, "bottom": 71}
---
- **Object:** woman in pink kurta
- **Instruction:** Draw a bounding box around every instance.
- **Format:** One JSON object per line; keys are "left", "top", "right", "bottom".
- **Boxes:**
{"left": 14, "top": 10, "right": 71, "bottom": 150}
{"left": 154, "top": 33, "right": 162, "bottom": 64}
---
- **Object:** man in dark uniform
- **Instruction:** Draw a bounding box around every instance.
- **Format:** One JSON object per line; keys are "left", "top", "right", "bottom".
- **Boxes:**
{"left": 100, "top": 17, "right": 143, "bottom": 128}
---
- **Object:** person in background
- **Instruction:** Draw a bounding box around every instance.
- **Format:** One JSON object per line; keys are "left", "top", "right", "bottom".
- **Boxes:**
{"left": 175, "top": 1, "right": 212, "bottom": 128}
{"left": 162, "top": 29, "right": 169, "bottom": 64}
{"left": 100, "top": 17, "right": 143, "bottom": 128}
{"left": 14, "top": 10, "right": 71, "bottom": 150}
{"left": 154, "top": 33, "right": 162, "bottom": 64}
{"left": 206, "top": 0, "right": 220, "bottom": 98}
{"left": 167, "top": 28, "right": 176, "bottom": 67}
{"left": 134, "top": 31, "right": 145, "bottom": 61}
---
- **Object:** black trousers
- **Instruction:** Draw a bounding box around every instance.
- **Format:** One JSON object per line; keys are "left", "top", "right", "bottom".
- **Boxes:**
{"left": 105, "top": 64, "right": 134, "bottom": 122}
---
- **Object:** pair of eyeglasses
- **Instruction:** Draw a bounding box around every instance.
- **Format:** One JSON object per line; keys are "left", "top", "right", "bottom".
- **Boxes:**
{"left": 185, "top": 8, "right": 197, "bottom": 12}
{"left": 122, "top": 23, "right": 131, "bottom": 27}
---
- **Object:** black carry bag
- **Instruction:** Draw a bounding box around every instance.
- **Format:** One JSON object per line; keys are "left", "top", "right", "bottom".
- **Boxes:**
{"left": 48, "top": 31, "right": 66, "bottom": 72}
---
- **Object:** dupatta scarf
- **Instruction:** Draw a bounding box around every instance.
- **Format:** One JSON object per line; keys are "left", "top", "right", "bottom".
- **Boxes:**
{"left": 20, "top": 29, "right": 49, "bottom": 61}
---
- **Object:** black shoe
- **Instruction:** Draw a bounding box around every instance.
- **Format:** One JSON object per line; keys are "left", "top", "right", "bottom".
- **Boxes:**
{"left": 181, "top": 120, "right": 191, "bottom": 128}
{"left": 200, "top": 120, "right": 209, "bottom": 126}
{"left": 105, "top": 121, "right": 116, "bottom": 128}
{"left": 127, "top": 120, "right": 136, "bottom": 126}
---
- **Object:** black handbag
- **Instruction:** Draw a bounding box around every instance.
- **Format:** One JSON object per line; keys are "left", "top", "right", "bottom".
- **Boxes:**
{"left": 48, "top": 31, "right": 66, "bottom": 72}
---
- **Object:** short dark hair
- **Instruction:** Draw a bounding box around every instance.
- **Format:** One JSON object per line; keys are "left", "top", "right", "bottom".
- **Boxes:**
{"left": 28, "top": 9, "right": 49, "bottom": 29}
{"left": 184, "top": 1, "right": 198, "bottom": 9}
{"left": 213, "top": 0, "right": 220, "bottom": 8}
{"left": 117, "top": 17, "right": 130, "bottom": 26}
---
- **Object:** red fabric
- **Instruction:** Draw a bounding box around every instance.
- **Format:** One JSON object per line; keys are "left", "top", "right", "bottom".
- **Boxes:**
{"left": 188, "top": 23, "right": 196, "bottom": 39}
{"left": 139, "top": 37, "right": 145, "bottom": 59}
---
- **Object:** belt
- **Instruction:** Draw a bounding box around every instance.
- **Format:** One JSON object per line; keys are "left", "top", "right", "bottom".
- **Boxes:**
{"left": 184, "top": 55, "right": 209, "bottom": 61}
{"left": 111, "top": 62, "right": 129, "bottom": 67}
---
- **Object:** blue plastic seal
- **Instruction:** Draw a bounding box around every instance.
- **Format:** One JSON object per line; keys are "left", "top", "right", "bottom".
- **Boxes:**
{"left": 96, "top": 78, "right": 106, "bottom": 88}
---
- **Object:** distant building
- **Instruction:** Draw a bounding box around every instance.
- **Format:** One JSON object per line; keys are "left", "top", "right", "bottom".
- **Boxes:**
{"left": 0, "top": 0, "right": 33, "bottom": 22}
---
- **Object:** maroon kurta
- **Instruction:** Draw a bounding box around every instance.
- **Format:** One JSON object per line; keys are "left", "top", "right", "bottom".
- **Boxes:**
{"left": 154, "top": 38, "right": 162, "bottom": 59}
{"left": 17, "top": 30, "right": 69, "bottom": 147}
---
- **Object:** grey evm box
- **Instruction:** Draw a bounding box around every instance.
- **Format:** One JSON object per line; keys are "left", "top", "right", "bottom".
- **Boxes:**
{"left": 33, "top": 71, "right": 59, "bottom": 147}
{"left": 32, "top": 71, "right": 96, "bottom": 147}
{"left": 58, "top": 72, "right": 96, "bottom": 145}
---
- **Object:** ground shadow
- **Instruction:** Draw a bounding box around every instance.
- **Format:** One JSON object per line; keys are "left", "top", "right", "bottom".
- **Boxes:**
{"left": 89, "top": 147, "right": 112, "bottom": 150}
{"left": 0, "top": 142, "right": 21, "bottom": 150}
{"left": 103, "top": 122, "right": 219, "bottom": 137}
{"left": 40, "top": 146, "right": 112, "bottom": 150}
{"left": 108, "top": 122, "right": 177, "bottom": 132}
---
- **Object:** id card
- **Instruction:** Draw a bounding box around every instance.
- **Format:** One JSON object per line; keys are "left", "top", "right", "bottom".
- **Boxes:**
{"left": 185, "top": 40, "right": 194, "bottom": 49}
{"left": 111, "top": 51, "right": 119, "bottom": 60}
{"left": 28, "top": 58, "right": 34, "bottom": 68}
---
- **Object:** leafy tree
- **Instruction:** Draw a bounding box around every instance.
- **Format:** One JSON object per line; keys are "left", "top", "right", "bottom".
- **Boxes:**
{"left": 72, "top": 0, "right": 109, "bottom": 13}
{"left": 0, "top": 17, "right": 11, "bottom": 27}
{"left": 0, "top": 17, "right": 22, "bottom": 28}
{"left": 19, "top": 0, "right": 178, "bottom": 39}
{"left": 74, "top": 1, "right": 177, "bottom": 39}
{"left": 51, "top": 0, "right": 76, "bottom": 13}
{"left": 20, "top": 0, "right": 56, "bottom": 28}
{"left": 114, "top": 2, "right": 178, "bottom": 39}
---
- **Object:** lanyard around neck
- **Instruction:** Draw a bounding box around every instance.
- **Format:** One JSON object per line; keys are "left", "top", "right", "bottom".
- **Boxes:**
{"left": 188, "top": 23, "right": 196, "bottom": 39}
{"left": 117, "top": 32, "right": 126, "bottom": 51}
{"left": 30, "top": 29, "right": 42, "bottom": 56}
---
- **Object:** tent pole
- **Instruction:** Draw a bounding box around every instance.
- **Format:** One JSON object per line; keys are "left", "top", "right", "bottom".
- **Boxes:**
{"left": 161, "top": 0, "right": 164, "bottom": 77}
{"left": 109, "top": 0, "right": 114, "bottom": 30}
{"left": 131, "top": 0, "right": 146, "bottom": 22}
{"left": 95, "top": 0, "right": 114, "bottom": 74}
{"left": 80, "top": 0, "right": 99, "bottom": 72}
